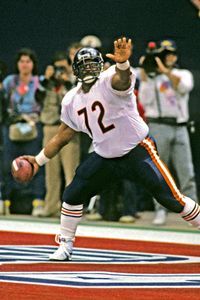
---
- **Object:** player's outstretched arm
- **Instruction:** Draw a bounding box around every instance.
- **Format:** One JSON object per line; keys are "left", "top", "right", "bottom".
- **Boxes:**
{"left": 106, "top": 37, "right": 132, "bottom": 91}
{"left": 22, "top": 122, "right": 76, "bottom": 175}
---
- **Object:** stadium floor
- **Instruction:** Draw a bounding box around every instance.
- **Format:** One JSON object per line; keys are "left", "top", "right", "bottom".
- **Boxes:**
{"left": 0, "top": 212, "right": 199, "bottom": 299}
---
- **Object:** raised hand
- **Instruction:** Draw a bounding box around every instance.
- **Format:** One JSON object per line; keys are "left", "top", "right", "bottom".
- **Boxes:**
{"left": 106, "top": 37, "right": 132, "bottom": 63}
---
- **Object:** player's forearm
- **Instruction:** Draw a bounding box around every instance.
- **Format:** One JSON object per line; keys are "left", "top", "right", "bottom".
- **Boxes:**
{"left": 35, "top": 136, "right": 69, "bottom": 166}
{"left": 112, "top": 61, "right": 132, "bottom": 91}
{"left": 114, "top": 70, "right": 131, "bottom": 90}
{"left": 43, "top": 135, "right": 67, "bottom": 158}
{"left": 44, "top": 126, "right": 76, "bottom": 159}
{"left": 35, "top": 124, "right": 75, "bottom": 166}
{"left": 35, "top": 135, "right": 70, "bottom": 166}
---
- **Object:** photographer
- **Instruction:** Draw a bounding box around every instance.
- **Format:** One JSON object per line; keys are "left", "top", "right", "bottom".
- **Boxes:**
{"left": 0, "top": 48, "right": 45, "bottom": 215}
{"left": 36, "top": 51, "right": 80, "bottom": 217}
{"left": 138, "top": 39, "right": 198, "bottom": 225}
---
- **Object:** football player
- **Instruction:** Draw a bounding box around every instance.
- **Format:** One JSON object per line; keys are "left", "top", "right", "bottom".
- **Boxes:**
{"left": 23, "top": 37, "right": 200, "bottom": 261}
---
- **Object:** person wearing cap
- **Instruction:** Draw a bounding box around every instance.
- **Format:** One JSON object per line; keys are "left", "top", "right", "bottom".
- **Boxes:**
{"left": 138, "top": 39, "right": 198, "bottom": 225}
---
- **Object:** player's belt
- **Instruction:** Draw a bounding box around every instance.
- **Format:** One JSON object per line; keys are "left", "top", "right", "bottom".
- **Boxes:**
{"left": 147, "top": 117, "right": 187, "bottom": 126}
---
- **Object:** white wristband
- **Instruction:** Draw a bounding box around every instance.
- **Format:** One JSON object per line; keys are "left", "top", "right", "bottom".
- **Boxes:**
{"left": 35, "top": 149, "right": 50, "bottom": 166}
{"left": 116, "top": 60, "right": 130, "bottom": 70}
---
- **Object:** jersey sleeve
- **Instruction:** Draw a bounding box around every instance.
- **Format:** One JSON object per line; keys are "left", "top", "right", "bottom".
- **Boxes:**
{"left": 60, "top": 94, "right": 80, "bottom": 132}
{"left": 102, "top": 65, "right": 136, "bottom": 96}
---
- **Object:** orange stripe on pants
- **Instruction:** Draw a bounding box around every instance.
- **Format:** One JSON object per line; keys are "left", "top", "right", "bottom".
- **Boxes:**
{"left": 140, "top": 138, "right": 185, "bottom": 206}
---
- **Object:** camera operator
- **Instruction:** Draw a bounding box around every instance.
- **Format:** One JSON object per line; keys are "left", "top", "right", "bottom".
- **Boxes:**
{"left": 35, "top": 51, "right": 80, "bottom": 217}
{"left": 138, "top": 39, "right": 198, "bottom": 225}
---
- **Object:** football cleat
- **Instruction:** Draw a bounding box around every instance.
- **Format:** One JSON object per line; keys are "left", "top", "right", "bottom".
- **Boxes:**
{"left": 49, "top": 234, "right": 73, "bottom": 261}
{"left": 49, "top": 244, "right": 72, "bottom": 261}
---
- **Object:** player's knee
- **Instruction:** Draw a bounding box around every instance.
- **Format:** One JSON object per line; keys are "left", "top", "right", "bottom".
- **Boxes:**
{"left": 62, "top": 176, "right": 89, "bottom": 206}
{"left": 158, "top": 197, "right": 184, "bottom": 213}
{"left": 170, "top": 202, "right": 184, "bottom": 213}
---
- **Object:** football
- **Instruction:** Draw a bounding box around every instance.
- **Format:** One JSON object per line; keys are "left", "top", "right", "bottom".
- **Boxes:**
{"left": 11, "top": 157, "right": 34, "bottom": 183}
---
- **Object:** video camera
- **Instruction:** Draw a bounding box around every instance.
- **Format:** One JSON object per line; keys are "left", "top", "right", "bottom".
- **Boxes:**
{"left": 141, "top": 39, "right": 177, "bottom": 77}
{"left": 141, "top": 41, "right": 159, "bottom": 77}
{"left": 54, "top": 65, "right": 67, "bottom": 77}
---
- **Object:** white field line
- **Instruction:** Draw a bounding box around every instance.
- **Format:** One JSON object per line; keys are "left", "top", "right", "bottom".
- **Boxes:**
{"left": 1, "top": 220, "right": 200, "bottom": 245}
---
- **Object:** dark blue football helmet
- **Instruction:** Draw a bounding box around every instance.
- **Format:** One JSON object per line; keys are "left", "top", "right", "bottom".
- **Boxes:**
{"left": 72, "top": 47, "right": 104, "bottom": 83}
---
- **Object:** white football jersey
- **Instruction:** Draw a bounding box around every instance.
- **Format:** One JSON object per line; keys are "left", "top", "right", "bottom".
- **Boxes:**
{"left": 61, "top": 65, "right": 149, "bottom": 158}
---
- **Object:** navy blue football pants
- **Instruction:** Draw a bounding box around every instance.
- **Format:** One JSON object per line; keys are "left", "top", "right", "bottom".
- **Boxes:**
{"left": 62, "top": 136, "right": 185, "bottom": 213}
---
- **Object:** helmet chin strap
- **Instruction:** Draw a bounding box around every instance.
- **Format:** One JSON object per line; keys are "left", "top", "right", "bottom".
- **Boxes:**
{"left": 82, "top": 75, "right": 96, "bottom": 83}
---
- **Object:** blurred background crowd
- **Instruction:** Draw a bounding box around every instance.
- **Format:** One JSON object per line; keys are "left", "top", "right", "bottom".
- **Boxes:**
{"left": 0, "top": 0, "right": 199, "bottom": 226}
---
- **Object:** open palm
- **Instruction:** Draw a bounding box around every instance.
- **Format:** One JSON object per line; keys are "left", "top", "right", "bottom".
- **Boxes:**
{"left": 106, "top": 37, "right": 132, "bottom": 63}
